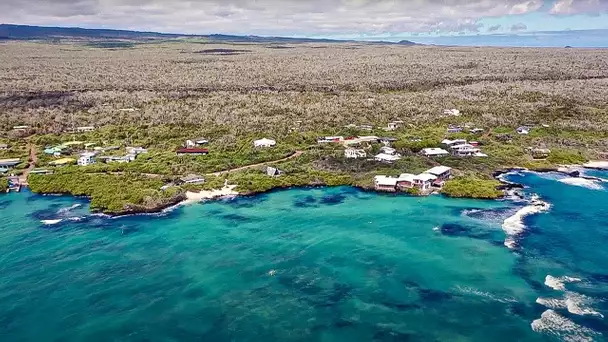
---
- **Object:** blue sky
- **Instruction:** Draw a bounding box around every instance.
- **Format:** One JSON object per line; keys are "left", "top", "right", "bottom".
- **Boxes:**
{"left": 1, "top": 0, "right": 607, "bottom": 46}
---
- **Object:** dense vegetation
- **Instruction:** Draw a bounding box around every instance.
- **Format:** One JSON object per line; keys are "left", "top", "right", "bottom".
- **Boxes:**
{"left": 441, "top": 176, "right": 504, "bottom": 200}
{"left": 0, "top": 178, "right": 8, "bottom": 192}
{"left": 28, "top": 173, "right": 183, "bottom": 214}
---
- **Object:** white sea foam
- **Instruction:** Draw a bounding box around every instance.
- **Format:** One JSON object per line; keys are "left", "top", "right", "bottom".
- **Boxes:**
{"left": 455, "top": 286, "right": 517, "bottom": 304}
{"left": 531, "top": 310, "right": 600, "bottom": 342}
{"left": 41, "top": 219, "right": 63, "bottom": 225}
{"left": 559, "top": 177, "right": 605, "bottom": 190}
{"left": 545, "top": 275, "right": 582, "bottom": 291}
{"left": 67, "top": 216, "right": 85, "bottom": 222}
{"left": 536, "top": 293, "right": 604, "bottom": 318}
{"left": 57, "top": 203, "right": 82, "bottom": 214}
{"left": 501, "top": 194, "right": 550, "bottom": 249}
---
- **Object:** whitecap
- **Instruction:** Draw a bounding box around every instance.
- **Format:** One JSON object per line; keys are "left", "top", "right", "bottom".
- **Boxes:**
{"left": 564, "top": 292, "right": 605, "bottom": 318}
{"left": 531, "top": 310, "right": 600, "bottom": 341}
{"left": 501, "top": 194, "right": 550, "bottom": 249}
{"left": 41, "top": 219, "right": 63, "bottom": 225}
{"left": 559, "top": 177, "right": 604, "bottom": 190}
{"left": 57, "top": 203, "right": 83, "bottom": 214}
{"left": 545, "top": 275, "right": 582, "bottom": 291}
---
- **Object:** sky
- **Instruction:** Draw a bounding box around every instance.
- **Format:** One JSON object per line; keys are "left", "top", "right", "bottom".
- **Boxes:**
{"left": 1, "top": 0, "right": 608, "bottom": 46}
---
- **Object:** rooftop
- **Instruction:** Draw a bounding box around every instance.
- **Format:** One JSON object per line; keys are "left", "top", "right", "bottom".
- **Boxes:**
{"left": 426, "top": 166, "right": 452, "bottom": 175}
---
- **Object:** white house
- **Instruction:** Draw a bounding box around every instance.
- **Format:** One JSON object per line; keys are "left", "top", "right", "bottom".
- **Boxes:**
{"left": 78, "top": 155, "right": 96, "bottom": 166}
{"left": 0, "top": 143, "right": 8, "bottom": 150}
{"left": 186, "top": 138, "right": 209, "bottom": 148}
{"left": 318, "top": 136, "right": 344, "bottom": 143}
{"left": 126, "top": 147, "right": 148, "bottom": 155}
{"left": 450, "top": 143, "right": 481, "bottom": 157}
{"left": 345, "top": 148, "right": 366, "bottom": 159}
{"left": 421, "top": 148, "right": 450, "bottom": 157}
{"left": 443, "top": 109, "right": 461, "bottom": 116}
{"left": 254, "top": 138, "right": 276, "bottom": 148}
{"left": 517, "top": 126, "right": 530, "bottom": 135}
{"left": 374, "top": 175, "right": 398, "bottom": 192}
{"left": 76, "top": 126, "right": 95, "bottom": 133}
{"left": 379, "top": 146, "right": 397, "bottom": 155}
{"left": 180, "top": 174, "right": 205, "bottom": 185}
{"left": 425, "top": 166, "right": 452, "bottom": 183}
{"left": 447, "top": 126, "right": 463, "bottom": 133}
{"left": 386, "top": 121, "right": 404, "bottom": 131}
{"left": 375, "top": 153, "right": 401, "bottom": 163}
{"left": 413, "top": 173, "right": 437, "bottom": 191}
{"left": 441, "top": 139, "right": 468, "bottom": 147}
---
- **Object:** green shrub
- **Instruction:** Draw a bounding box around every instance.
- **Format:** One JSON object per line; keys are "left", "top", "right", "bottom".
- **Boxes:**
{"left": 441, "top": 176, "right": 503, "bottom": 199}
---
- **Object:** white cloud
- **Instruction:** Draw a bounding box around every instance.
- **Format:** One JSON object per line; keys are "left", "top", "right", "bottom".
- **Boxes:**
{"left": 550, "top": 0, "right": 608, "bottom": 14}
{"left": 0, "top": 0, "right": 548, "bottom": 35}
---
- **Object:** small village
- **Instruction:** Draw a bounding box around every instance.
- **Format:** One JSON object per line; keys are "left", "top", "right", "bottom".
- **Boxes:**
{"left": 0, "top": 110, "right": 586, "bottom": 206}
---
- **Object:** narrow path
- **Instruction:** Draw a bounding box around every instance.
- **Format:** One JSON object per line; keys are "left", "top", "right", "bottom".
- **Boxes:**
{"left": 208, "top": 151, "right": 303, "bottom": 176}
{"left": 19, "top": 141, "right": 37, "bottom": 185}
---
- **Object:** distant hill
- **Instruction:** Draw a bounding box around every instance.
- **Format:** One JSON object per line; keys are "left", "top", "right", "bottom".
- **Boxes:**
{"left": 0, "top": 24, "right": 418, "bottom": 45}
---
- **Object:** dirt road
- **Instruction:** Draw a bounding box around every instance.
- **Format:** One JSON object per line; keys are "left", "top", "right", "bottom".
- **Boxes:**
{"left": 19, "top": 141, "right": 37, "bottom": 185}
{"left": 208, "top": 151, "right": 303, "bottom": 176}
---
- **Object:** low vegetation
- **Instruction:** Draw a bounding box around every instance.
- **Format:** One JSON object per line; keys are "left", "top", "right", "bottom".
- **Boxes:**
{"left": 28, "top": 173, "right": 183, "bottom": 214}
{"left": 0, "top": 178, "right": 8, "bottom": 192}
{"left": 441, "top": 176, "right": 504, "bottom": 200}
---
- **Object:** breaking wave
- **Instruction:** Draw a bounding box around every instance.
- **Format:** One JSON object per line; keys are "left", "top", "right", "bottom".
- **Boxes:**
{"left": 502, "top": 194, "right": 550, "bottom": 249}
{"left": 57, "top": 203, "right": 83, "bottom": 215}
{"left": 536, "top": 293, "right": 604, "bottom": 318}
{"left": 531, "top": 310, "right": 601, "bottom": 342}
{"left": 559, "top": 177, "right": 605, "bottom": 191}
{"left": 545, "top": 275, "right": 582, "bottom": 291}
{"left": 41, "top": 219, "right": 63, "bottom": 225}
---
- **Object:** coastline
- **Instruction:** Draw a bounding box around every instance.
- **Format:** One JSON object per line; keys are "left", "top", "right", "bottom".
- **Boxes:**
{"left": 17, "top": 163, "right": 607, "bottom": 216}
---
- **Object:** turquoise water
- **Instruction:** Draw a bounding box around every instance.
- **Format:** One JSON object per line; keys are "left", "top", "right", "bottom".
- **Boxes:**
{"left": 0, "top": 170, "right": 607, "bottom": 341}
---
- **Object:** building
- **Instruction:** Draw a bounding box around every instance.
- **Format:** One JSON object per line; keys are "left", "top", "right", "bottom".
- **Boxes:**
{"left": 0, "top": 143, "right": 8, "bottom": 150}
{"left": 126, "top": 147, "right": 148, "bottom": 155}
{"left": 413, "top": 174, "right": 437, "bottom": 191}
{"left": 266, "top": 166, "right": 283, "bottom": 177}
{"left": 30, "top": 168, "right": 54, "bottom": 175}
{"left": 379, "top": 146, "right": 397, "bottom": 155}
{"left": 516, "top": 126, "right": 530, "bottom": 135}
{"left": 78, "top": 155, "right": 96, "bottom": 166}
{"left": 443, "top": 109, "right": 461, "bottom": 116}
{"left": 180, "top": 174, "right": 205, "bottom": 185}
{"left": 12, "top": 125, "right": 28, "bottom": 131}
{"left": 425, "top": 166, "right": 453, "bottom": 184}
{"left": 396, "top": 173, "right": 417, "bottom": 190}
{"left": 0, "top": 158, "right": 20, "bottom": 168}
{"left": 254, "top": 138, "right": 276, "bottom": 148}
{"left": 421, "top": 148, "right": 450, "bottom": 157}
{"left": 317, "top": 136, "right": 344, "bottom": 143}
{"left": 176, "top": 148, "right": 209, "bottom": 156}
{"left": 441, "top": 139, "right": 467, "bottom": 148}
{"left": 470, "top": 128, "right": 484, "bottom": 134}
{"left": 344, "top": 148, "right": 366, "bottom": 159}
{"left": 447, "top": 126, "right": 463, "bottom": 133}
{"left": 76, "top": 126, "right": 95, "bottom": 133}
{"left": 359, "top": 125, "right": 374, "bottom": 131}
{"left": 379, "top": 137, "right": 398, "bottom": 146}
{"left": 374, "top": 153, "right": 401, "bottom": 163}
{"left": 374, "top": 176, "right": 398, "bottom": 192}
{"left": 449, "top": 143, "right": 481, "bottom": 157}
{"left": 185, "top": 138, "right": 209, "bottom": 148}
{"left": 527, "top": 148, "right": 551, "bottom": 159}
{"left": 386, "top": 121, "right": 404, "bottom": 131}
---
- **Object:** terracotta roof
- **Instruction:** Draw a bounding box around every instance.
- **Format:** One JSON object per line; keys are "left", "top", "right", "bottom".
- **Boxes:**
{"left": 177, "top": 148, "right": 208, "bottom": 153}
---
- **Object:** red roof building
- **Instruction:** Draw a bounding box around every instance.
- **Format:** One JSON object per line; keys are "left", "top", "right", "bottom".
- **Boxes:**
{"left": 176, "top": 148, "right": 209, "bottom": 156}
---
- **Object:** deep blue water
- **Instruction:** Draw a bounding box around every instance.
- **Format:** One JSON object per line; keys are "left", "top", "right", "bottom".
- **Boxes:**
{"left": 0, "top": 170, "right": 607, "bottom": 341}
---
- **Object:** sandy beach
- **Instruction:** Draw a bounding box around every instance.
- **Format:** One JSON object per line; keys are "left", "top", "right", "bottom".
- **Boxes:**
{"left": 583, "top": 161, "right": 608, "bottom": 170}
{"left": 184, "top": 185, "right": 239, "bottom": 204}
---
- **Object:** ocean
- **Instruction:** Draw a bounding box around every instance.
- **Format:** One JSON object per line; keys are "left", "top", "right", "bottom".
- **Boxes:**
{"left": 0, "top": 170, "right": 607, "bottom": 341}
